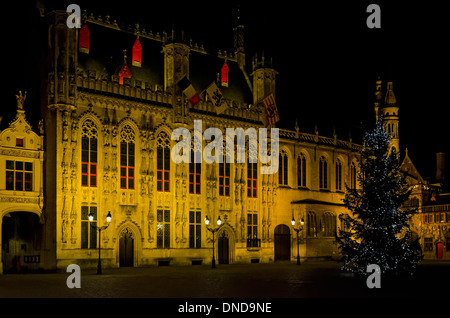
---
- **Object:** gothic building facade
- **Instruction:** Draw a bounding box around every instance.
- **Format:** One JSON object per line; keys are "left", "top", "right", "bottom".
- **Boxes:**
{"left": 0, "top": 7, "right": 444, "bottom": 273}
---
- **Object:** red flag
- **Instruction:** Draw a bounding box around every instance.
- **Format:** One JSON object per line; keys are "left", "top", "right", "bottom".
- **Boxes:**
{"left": 262, "top": 94, "right": 279, "bottom": 125}
{"left": 178, "top": 76, "right": 200, "bottom": 106}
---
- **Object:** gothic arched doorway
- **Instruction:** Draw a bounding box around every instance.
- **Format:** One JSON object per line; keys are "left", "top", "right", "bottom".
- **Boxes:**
{"left": 274, "top": 224, "right": 291, "bottom": 261}
{"left": 218, "top": 231, "right": 229, "bottom": 264}
{"left": 119, "top": 228, "right": 134, "bottom": 267}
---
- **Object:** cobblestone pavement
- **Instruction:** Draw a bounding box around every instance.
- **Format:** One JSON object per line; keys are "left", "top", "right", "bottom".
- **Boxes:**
{"left": 0, "top": 260, "right": 449, "bottom": 298}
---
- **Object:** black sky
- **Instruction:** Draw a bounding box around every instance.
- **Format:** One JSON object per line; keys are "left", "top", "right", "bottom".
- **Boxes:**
{"left": 4, "top": 0, "right": 449, "bottom": 180}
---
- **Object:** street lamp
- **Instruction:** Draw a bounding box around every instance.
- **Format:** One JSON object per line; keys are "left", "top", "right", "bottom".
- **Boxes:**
{"left": 291, "top": 217, "right": 304, "bottom": 265}
{"left": 89, "top": 211, "right": 112, "bottom": 274}
{"left": 205, "top": 216, "right": 222, "bottom": 268}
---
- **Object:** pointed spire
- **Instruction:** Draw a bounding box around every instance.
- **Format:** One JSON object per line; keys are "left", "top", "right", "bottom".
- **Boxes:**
{"left": 384, "top": 81, "right": 396, "bottom": 105}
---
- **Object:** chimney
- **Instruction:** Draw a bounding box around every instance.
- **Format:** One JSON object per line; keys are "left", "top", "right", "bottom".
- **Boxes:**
{"left": 436, "top": 152, "right": 446, "bottom": 183}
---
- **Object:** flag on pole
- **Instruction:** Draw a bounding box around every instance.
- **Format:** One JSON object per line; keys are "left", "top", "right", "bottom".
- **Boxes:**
{"left": 178, "top": 76, "right": 200, "bottom": 106}
{"left": 261, "top": 94, "right": 279, "bottom": 126}
{"left": 206, "top": 82, "right": 228, "bottom": 115}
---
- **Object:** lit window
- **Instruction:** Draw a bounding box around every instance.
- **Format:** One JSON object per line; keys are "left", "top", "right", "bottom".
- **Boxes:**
{"left": 157, "top": 132, "right": 170, "bottom": 192}
{"left": 120, "top": 125, "right": 135, "bottom": 190}
{"left": 81, "top": 119, "right": 98, "bottom": 187}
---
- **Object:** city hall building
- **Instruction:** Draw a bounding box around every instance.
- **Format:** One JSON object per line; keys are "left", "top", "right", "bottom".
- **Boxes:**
{"left": 1, "top": 7, "right": 444, "bottom": 273}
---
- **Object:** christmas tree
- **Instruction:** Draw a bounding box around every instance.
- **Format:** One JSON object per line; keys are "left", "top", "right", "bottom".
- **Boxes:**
{"left": 338, "top": 119, "right": 422, "bottom": 275}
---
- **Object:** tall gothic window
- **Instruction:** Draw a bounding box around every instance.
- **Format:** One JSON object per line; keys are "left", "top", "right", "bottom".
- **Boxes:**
{"left": 219, "top": 161, "right": 230, "bottom": 196}
{"left": 189, "top": 147, "right": 201, "bottom": 194}
{"left": 319, "top": 156, "right": 328, "bottom": 190}
{"left": 350, "top": 161, "right": 357, "bottom": 190}
{"left": 120, "top": 124, "right": 135, "bottom": 189}
{"left": 247, "top": 211, "right": 259, "bottom": 247}
{"left": 247, "top": 162, "right": 257, "bottom": 198}
{"left": 157, "top": 131, "right": 171, "bottom": 192}
{"left": 157, "top": 209, "right": 170, "bottom": 249}
{"left": 189, "top": 210, "right": 201, "bottom": 248}
{"left": 297, "top": 153, "right": 307, "bottom": 188}
{"left": 279, "top": 150, "right": 288, "bottom": 185}
{"left": 81, "top": 119, "right": 98, "bottom": 187}
{"left": 335, "top": 159, "right": 342, "bottom": 191}
{"left": 81, "top": 206, "right": 97, "bottom": 249}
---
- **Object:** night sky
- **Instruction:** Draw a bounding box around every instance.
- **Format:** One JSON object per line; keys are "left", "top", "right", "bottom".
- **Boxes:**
{"left": 4, "top": 0, "right": 449, "bottom": 181}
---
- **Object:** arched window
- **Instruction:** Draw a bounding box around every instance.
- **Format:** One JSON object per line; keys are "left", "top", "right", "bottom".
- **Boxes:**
{"left": 297, "top": 153, "right": 307, "bottom": 188}
{"left": 120, "top": 124, "right": 135, "bottom": 189}
{"left": 323, "top": 212, "right": 336, "bottom": 237}
{"left": 157, "top": 131, "right": 171, "bottom": 192}
{"left": 247, "top": 138, "right": 258, "bottom": 198}
{"left": 279, "top": 150, "right": 288, "bottom": 185}
{"left": 81, "top": 119, "right": 98, "bottom": 187}
{"left": 319, "top": 156, "right": 328, "bottom": 190}
{"left": 307, "top": 211, "right": 317, "bottom": 237}
{"left": 335, "top": 159, "right": 342, "bottom": 191}
{"left": 350, "top": 161, "right": 357, "bottom": 190}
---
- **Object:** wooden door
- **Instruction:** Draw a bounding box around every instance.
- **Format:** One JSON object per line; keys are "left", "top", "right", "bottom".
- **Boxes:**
{"left": 274, "top": 224, "right": 291, "bottom": 261}
{"left": 218, "top": 232, "right": 229, "bottom": 264}
{"left": 119, "top": 231, "right": 134, "bottom": 267}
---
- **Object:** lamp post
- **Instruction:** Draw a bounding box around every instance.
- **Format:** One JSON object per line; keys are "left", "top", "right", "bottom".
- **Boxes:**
{"left": 205, "top": 216, "right": 222, "bottom": 268}
{"left": 89, "top": 211, "right": 112, "bottom": 274}
{"left": 291, "top": 217, "right": 304, "bottom": 265}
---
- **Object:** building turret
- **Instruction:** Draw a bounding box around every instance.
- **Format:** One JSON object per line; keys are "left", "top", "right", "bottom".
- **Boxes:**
{"left": 382, "top": 81, "right": 399, "bottom": 153}
{"left": 251, "top": 53, "right": 277, "bottom": 106}
{"left": 162, "top": 28, "right": 190, "bottom": 90}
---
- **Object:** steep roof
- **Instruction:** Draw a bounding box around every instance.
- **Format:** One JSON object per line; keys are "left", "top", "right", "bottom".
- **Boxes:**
{"left": 401, "top": 149, "right": 424, "bottom": 185}
{"left": 77, "top": 14, "right": 253, "bottom": 106}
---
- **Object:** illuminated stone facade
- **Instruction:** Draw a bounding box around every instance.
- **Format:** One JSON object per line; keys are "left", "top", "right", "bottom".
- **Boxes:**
{"left": 1, "top": 8, "right": 445, "bottom": 274}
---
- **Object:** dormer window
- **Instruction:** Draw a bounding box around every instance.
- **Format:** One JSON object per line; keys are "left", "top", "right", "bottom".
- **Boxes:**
{"left": 132, "top": 38, "right": 142, "bottom": 67}
{"left": 79, "top": 23, "right": 90, "bottom": 54}
{"left": 221, "top": 61, "right": 229, "bottom": 87}
{"left": 119, "top": 65, "right": 132, "bottom": 85}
